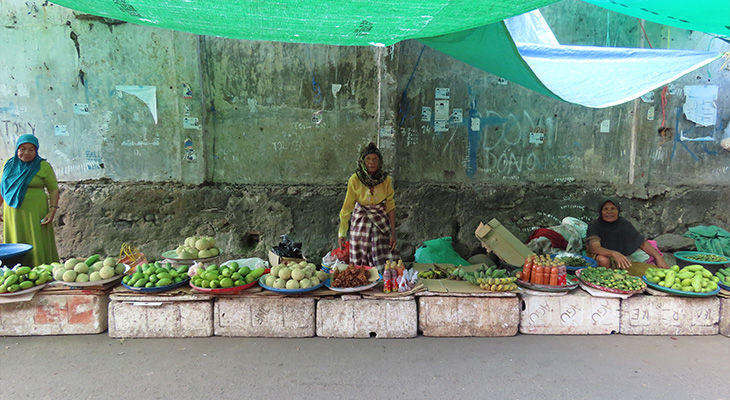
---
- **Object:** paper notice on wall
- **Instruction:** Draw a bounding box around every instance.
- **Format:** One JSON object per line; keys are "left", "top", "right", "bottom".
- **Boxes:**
{"left": 116, "top": 85, "right": 158, "bottom": 124}
{"left": 421, "top": 106, "right": 432, "bottom": 122}
{"left": 73, "top": 103, "right": 89, "bottom": 115}
{"left": 683, "top": 85, "right": 718, "bottom": 127}
{"left": 451, "top": 108, "right": 463, "bottom": 123}
{"left": 600, "top": 119, "right": 610, "bottom": 133}
{"left": 434, "top": 120, "right": 448, "bottom": 132}
{"left": 434, "top": 100, "right": 449, "bottom": 121}
{"left": 471, "top": 117, "right": 480, "bottom": 131}
{"left": 54, "top": 125, "right": 68, "bottom": 136}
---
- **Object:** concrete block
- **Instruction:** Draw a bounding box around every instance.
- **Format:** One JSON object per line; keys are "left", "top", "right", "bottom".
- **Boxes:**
{"left": 317, "top": 297, "right": 417, "bottom": 338}
{"left": 214, "top": 297, "right": 315, "bottom": 337}
{"left": 620, "top": 294, "right": 720, "bottom": 335}
{"left": 419, "top": 296, "right": 519, "bottom": 337}
{"left": 108, "top": 293, "right": 213, "bottom": 338}
{"left": 0, "top": 293, "right": 109, "bottom": 335}
{"left": 720, "top": 298, "right": 730, "bottom": 338}
{"left": 519, "top": 289, "right": 620, "bottom": 335}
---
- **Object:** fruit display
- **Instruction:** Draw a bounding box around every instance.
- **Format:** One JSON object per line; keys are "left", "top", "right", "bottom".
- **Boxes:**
{"left": 519, "top": 254, "right": 568, "bottom": 286}
{"left": 191, "top": 262, "right": 266, "bottom": 289}
{"left": 52, "top": 255, "right": 126, "bottom": 284}
{"left": 263, "top": 260, "right": 328, "bottom": 290}
{"left": 329, "top": 264, "right": 378, "bottom": 288}
{"left": 715, "top": 267, "right": 730, "bottom": 287}
{"left": 684, "top": 254, "right": 728, "bottom": 263}
{"left": 577, "top": 267, "right": 645, "bottom": 292}
{"left": 173, "top": 236, "right": 221, "bottom": 259}
{"left": 449, "top": 265, "right": 508, "bottom": 285}
{"left": 645, "top": 265, "right": 719, "bottom": 293}
{"left": 0, "top": 264, "right": 53, "bottom": 294}
{"left": 123, "top": 262, "right": 190, "bottom": 289}
{"left": 554, "top": 255, "right": 590, "bottom": 268}
{"left": 479, "top": 277, "right": 518, "bottom": 292}
{"left": 417, "top": 265, "right": 454, "bottom": 279}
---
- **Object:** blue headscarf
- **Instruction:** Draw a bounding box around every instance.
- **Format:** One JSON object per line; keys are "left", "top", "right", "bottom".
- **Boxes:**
{"left": 1, "top": 134, "right": 44, "bottom": 208}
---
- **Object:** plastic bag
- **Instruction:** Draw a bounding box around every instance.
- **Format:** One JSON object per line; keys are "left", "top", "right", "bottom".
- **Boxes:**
{"left": 222, "top": 257, "right": 268, "bottom": 270}
{"left": 414, "top": 237, "right": 470, "bottom": 265}
{"left": 271, "top": 234, "right": 303, "bottom": 258}
{"left": 328, "top": 241, "right": 350, "bottom": 265}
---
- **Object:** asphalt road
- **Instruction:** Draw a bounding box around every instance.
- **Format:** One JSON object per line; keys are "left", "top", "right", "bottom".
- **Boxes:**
{"left": 1, "top": 334, "right": 727, "bottom": 400}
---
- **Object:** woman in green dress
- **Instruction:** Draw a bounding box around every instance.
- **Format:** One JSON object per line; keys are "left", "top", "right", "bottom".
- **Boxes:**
{"left": 0, "top": 134, "right": 60, "bottom": 266}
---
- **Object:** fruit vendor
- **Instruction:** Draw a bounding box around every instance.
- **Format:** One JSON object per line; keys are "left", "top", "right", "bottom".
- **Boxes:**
{"left": 0, "top": 134, "right": 60, "bottom": 266}
{"left": 586, "top": 197, "right": 668, "bottom": 273}
{"left": 338, "top": 142, "right": 397, "bottom": 270}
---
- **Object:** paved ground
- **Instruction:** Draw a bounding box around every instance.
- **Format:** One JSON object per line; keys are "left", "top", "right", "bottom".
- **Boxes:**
{"left": 0, "top": 334, "right": 727, "bottom": 400}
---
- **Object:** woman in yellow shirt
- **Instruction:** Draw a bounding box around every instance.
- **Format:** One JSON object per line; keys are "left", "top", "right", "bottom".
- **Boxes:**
{"left": 338, "top": 143, "right": 396, "bottom": 269}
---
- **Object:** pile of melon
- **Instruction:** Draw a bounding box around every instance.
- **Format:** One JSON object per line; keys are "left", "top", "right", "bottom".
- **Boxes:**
{"left": 52, "top": 255, "right": 125, "bottom": 283}
{"left": 174, "top": 236, "right": 221, "bottom": 259}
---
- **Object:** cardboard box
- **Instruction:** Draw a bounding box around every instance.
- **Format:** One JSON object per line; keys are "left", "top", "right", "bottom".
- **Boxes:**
{"left": 268, "top": 250, "right": 305, "bottom": 267}
{"left": 475, "top": 219, "right": 531, "bottom": 267}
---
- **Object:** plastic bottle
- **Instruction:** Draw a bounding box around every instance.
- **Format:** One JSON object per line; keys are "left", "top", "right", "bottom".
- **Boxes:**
{"left": 383, "top": 262, "right": 392, "bottom": 293}
{"left": 549, "top": 264, "right": 559, "bottom": 286}
{"left": 530, "top": 262, "right": 545, "bottom": 285}
{"left": 522, "top": 255, "right": 533, "bottom": 282}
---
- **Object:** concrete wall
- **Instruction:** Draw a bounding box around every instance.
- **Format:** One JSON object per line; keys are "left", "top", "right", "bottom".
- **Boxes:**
{"left": 1, "top": 0, "right": 728, "bottom": 262}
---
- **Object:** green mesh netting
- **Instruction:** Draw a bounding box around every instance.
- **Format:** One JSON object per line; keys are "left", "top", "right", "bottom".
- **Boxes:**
{"left": 52, "top": 0, "right": 559, "bottom": 46}
{"left": 584, "top": 0, "right": 730, "bottom": 37}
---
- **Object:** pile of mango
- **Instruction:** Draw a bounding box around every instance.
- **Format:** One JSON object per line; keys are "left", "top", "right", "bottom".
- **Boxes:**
{"left": 191, "top": 263, "right": 266, "bottom": 289}
{"left": 123, "top": 262, "right": 190, "bottom": 288}
{"left": 645, "top": 265, "right": 719, "bottom": 293}
{"left": 449, "top": 265, "right": 508, "bottom": 285}
{"left": 0, "top": 265, "right": 53, "bottom": 293}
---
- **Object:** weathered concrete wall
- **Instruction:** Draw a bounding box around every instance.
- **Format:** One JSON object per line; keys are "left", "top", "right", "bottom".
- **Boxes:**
{"left": 50, "top": 181, "right": 727, "bottom": 263}
{"left": 394, "top": 1, "right": 730, "bottom": 186}
{"left": 0, "top": 1, "right": 204, "bottom": 183}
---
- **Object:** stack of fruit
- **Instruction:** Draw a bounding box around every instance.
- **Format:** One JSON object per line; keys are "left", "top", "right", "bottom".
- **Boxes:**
{"left": 578, "top": 267, "right": 645, "bottom": 292}
{"left": 264, "top": 260, "right": 328, "bottom": 290}
{"left": 174, "top": 236, "right": 221, "bottom": 259}
{"left": 479, "top": 277, "right": 517, "bottom": 292}
{"left": 0, "top": 265, "right": 53, "bottom": 293}
{"left": 715, "top": 267, "right": 730, "bottom": 287}
{"left": 449, "top": 265, "right": 508, "bottom": 285}
{"left": 52, "top": 255, "right": 125, "bottom": 284}
{"left": 190, "top": 263, "right": 266, "bottom": 289}
{"left": 417, "top": 265, "right": 454, "bottom": 279}
{"left": 123, "top": 262, "right": 190, "bottom": 289}
{"left": 645, "top": 265, "right": 719, "bottom": 293}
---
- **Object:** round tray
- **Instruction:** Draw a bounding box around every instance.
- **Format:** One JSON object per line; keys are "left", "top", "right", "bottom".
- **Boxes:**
{"left": 550, "top": 253, "right": 597, "bottom": 272}
{"left": 641, "top": 276, "right": 721, "bottom": 297}
{"left": 258, "top": 273, "right": 325, "bottom": 294}
{"left": 575, "top": 269, "right": 645, "bottom": 295}
{"left": 673, "top": 251, "right": 729, "bottom": 265}
{"left": 122, "top": 278, "right": 190, "bottom": 293}
{"left": 53, "top": 265, "right": 129, "bottom": 287}
{"left": 190, "top": 279, "right": 258, "bottom": 293}
{"left": 161, "top": 250, "right": 222, "bottom": 263}
{"left": 325, "top": 277, "right": 381, "bottom": 293}
{"left": 515, "top": 279, "right": 578, "bottom": 292}
{"left": 0, "top": 282, "right": 48, "bottom": 297}
{"left": 719, "top": 281, "right": 730, "bottom": 291}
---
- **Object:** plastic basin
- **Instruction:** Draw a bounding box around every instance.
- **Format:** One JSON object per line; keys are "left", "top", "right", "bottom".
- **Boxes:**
{"left": 0, "top": 243, "right": 33, "bottom": 267}
{"left": 673, "top": 251, "right": 729, "bottom": 274}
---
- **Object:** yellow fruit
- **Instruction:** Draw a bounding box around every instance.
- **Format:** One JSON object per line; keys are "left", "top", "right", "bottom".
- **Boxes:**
{"left": 76, "top": 273, "right": 89, "bottom": 283}
{"left": 195, "top": 239, "right": 208, "bottom": 251}
{"left": 62, "top": 270, "right": 77, "bottom": 282}
{"left": 103, "top": 257, "right": 116, "bottom": 267}
{"left": 279, "top": 268, "right": 291, "bottom": 280}
{"left": 64, "top": 258, "right": 79, "bottom": 270}
{"left": 273, "top": 278, "right": 287, "bottom": 288}
{"left": 89, "top": 272, "right": 102, "bottom": 281}
{"left": 92, "top": 261, "right": 104, "bottom": 272}
{"left": 265, "top": 275, "right": 277, "bottom": 287}
{"left": 285, "top": 279, "right": 300, "bottom": 289}
{"left": 310, "top": 276, "right": 320, "bottom": 286}
{"left": 74, "top": 263, "right": 89, "bottom": 274}
{"left": 99, "top": 266, "right": 115, "bottom": 279}
{"left": 291, "top": 269, "right": 305, "bottom": 281}
{"left": 299, "top": 278, "right": 312, "bottom": 288}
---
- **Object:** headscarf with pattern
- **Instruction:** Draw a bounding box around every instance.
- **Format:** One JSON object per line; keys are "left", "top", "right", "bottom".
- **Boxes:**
{"left": 1, "top": 134, "right": 44, "bottom": 208}
{"left": 355, "top": 142, "right": 388, "bottom": 188}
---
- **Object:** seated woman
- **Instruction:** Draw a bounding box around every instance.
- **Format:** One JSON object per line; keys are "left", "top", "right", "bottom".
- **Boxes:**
{"left": 586, "top": 197, "right": 668, "bottom": 273}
